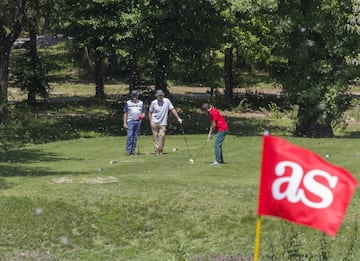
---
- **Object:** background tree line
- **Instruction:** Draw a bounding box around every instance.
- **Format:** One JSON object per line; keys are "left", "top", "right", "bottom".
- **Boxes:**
{"left": 1, "top": 0, "right": 359, "bottom": 137}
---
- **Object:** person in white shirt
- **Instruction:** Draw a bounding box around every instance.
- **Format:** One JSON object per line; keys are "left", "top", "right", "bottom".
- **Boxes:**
{"left": 149, "top": 89, "right": 182, "bottom": 155}
{"left": 123, "top": 90, "right": 146, "bottom": 155}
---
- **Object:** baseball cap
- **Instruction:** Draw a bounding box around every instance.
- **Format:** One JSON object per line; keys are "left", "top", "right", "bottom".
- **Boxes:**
{"left": 131, "top": 90, "right": 139, "bottom": 97}
{"left": 201, "top": 103, "right": 210, "bottom": 111}
{"left": 155, "top": 89, "right": 165, "bottom": 96}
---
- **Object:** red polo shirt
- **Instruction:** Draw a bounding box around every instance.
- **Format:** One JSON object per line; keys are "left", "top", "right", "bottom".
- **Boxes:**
{"left": 209, "top": 108, "right": 228, "bottom": 131}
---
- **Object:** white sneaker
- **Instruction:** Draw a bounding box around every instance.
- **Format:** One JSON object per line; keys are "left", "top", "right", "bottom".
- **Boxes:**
{"left": 210, "top": 160, "right": 220, "bottom": 165}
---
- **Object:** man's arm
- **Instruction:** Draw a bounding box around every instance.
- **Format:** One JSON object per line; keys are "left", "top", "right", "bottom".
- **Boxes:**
{"left": 170, "top": 108, "right": 182, "bottom": 124}
{"left": 123, "top": 113, "right": 128, "bottom": 129}
{"left": 207, "top": 120, "right": 216, "bottom": 141}
{"left": 140, "top": 104, "right": 146, "bottom": 120}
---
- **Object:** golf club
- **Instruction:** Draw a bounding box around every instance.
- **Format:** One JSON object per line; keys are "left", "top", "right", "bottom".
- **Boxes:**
{"left": 137, "top": 132, "right": 140, "bottom": 155}
{"left": 180, "top": 124, "right": 193, "bottom": 162}
{"left": 194, "top": 140, "right": 209, "bottom": 159}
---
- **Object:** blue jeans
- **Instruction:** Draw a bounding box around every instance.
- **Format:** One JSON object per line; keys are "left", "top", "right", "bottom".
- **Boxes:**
{"left": 126, "top": 120, "right": 142, "bottom": 154}
{"left": 214, "top": 130, "right": 227, "bottom": 163}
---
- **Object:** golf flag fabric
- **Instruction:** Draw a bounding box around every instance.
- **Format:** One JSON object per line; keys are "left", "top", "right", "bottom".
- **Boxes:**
{"left": 257, "top": 135, "right": 358, "bottom": 236}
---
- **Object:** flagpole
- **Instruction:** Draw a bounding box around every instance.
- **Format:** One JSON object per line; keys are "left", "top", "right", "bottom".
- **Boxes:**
{"left": 254, "top": 216, "right": 262, "bottom": 261}
{"left": 254, "top": 131, "right": 267, "bottom": 261}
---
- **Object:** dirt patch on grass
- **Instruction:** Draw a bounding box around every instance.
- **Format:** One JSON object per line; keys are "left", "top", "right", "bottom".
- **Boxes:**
{"left": 53, "top": 176, "right": 118, "bottom": 184}
{"left": 1, "top": 250, "right": 54, "bottom": 261}
{"left": 196, "top": 255, "right": 252, "bottom": 261}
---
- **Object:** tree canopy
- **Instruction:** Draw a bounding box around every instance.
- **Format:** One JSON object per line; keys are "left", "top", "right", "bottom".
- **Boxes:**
{"left": 1, "top": 0, "right": 359, "bottom": 137}
{"left": 268, "top": 0, "right": 359, "bottom": 137}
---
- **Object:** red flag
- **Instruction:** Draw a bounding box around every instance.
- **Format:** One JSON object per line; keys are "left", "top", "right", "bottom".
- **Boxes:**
{"left": 257, "top": 135, "right": 358, "bottom": 236}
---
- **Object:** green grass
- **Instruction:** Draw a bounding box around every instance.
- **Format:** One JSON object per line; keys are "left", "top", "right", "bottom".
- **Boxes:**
{"left": 3, "top": 41, "right": 360, "bottom": 260}
{"left": 0, "top": 135, "right": 359, "bottom": 260}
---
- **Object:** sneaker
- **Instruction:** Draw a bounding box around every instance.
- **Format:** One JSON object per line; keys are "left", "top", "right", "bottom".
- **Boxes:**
{"left": 210, "top": 160, "right": 221, "bottom": 165}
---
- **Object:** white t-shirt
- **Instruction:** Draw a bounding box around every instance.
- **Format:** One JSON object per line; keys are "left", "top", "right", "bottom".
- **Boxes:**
{"left": 149, "top": 98, "right": 174, "bottom": 125}
{"left": 124, "top": 100, "right": 146, "bottom": 121}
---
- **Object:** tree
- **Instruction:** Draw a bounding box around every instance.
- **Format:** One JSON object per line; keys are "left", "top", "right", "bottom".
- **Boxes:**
{"left": 142, "top": 0, "right": 223, "bottom": 93}
{"left": 15, "top": 0, "right": 53, "bottom": 103}
{"left": 59, "top": 0, "right": 139, "bottom": 98}
{"left": 345, "top": 0, "right": 360, "bottom": 66}
{"left": 219, "top": 0, "right": 275, "bottom": 103}
{"left": 269, "top": 0, "right": 360, "bottom": 137}
{"left": 0, "top": 0, "right": 27, "bottom": 108}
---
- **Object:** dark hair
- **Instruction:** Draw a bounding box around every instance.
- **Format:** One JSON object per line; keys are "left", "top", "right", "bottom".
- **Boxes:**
{"left": 201, "top": 103, "right": 210, "bottom": 111}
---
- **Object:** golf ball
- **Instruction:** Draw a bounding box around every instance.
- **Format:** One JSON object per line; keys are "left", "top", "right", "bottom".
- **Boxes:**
{"left": 189, "top": 159, "right": 194, "bottom": 164}
{"left": 172, "top": 148, "right": 177, "bottom": 152}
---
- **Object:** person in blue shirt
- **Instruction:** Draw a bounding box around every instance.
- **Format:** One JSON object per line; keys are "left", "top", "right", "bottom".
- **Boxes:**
{"left": 123, "top": 90, "right": 146, "bottom": 155}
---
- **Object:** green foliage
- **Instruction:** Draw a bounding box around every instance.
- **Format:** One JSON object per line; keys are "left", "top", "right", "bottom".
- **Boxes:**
{"left": 268, "top": 101, "right": 281, "bottom": 119}
{"left": 171, "top": 51, "right": 223, "bottom": 88}
{"left": 345, "top": 0, "right": 360, "bottom": 66}
{"left": 268, "top": 0, "right": 360, "bottom": 137}
{"left": 12, "top": 48, "right": 50, "bottom": 101}
{"left": 220, "top": 0, "right": 275, "bottom": 70}
{"left": 0, "top": 99, "right": 122, "bottom": 149}
{"left": 0, "top": 1, "right": 22, "bottom": 27}
{"left": 235, "top": 98, "right": 252, "bottom": 112}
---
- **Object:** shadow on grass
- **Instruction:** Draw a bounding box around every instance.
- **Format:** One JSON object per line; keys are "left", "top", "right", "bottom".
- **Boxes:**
{"left": 3, "top": 94, "right": 360, "bottom": 149}
{"left": 0, "top": 178, "right": 12, "bottom": 189}
{"left": 341, "top": 131, "right": 360, "bottom": 138}
{"left": 0, "top": 148, "right": 81, "bottom": 164}
{"left": 0, "top": 148, "right": 86, "bottom": 184}
{"left": 0, "top": 164, "right": 86, "bottom": 178}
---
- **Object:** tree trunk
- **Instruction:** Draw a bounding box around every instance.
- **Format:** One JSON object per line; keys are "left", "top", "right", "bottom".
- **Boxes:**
{"left": 107, "top": 53, "right": 118, "bottom": 76}
{"left": 224, "top": 47, "right": 233, "bottom": 102}
{"left": 295, "top": 105, "right": 334, "bottom": 138}
{"left": 82, "top": 47, "right": 94, "bottom": 73}
{"left": 155, "top": 52, "right": 169, "bottom": 94}
{"left": 128, "top": 52, "right": 138, "bottom": 93}
{"left": 0, "top": 0, "right": 27, "bottom": 106}
{"left": 27, "top": 23, "right": 38, "bottom": 103}
{"left": 0, "top": 46, "right": 11, "bottom": 105}
{"left": 94, "top": 50, "right": 105, "bottom": 98}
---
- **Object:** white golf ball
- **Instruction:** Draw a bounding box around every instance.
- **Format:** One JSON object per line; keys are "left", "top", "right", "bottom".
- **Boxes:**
{"left": 189, "top": 159, "right": 194, "bottom": 164}
{"left": 172, "top": 148, "right": 177, "bottom": 152}
{"left": 35, "top": 207, "right": 43, "bottom": 215}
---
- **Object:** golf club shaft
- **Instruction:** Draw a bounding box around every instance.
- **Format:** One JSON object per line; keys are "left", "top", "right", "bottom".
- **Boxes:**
{"left": 180, "top": 125, "right": 192, "bottom": 158}
{"left": 195, "top": 140, "right": 208, "bottom": 158}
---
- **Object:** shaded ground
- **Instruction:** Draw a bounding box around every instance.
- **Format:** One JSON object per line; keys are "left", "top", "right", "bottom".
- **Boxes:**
{"left": 6, "top": 84, "right": 360, "bottom": 141}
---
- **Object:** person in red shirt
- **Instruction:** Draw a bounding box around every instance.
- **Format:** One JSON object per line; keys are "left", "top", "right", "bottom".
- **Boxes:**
{"left": 201, "top": 103, "right": 228, "bottom": 165}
